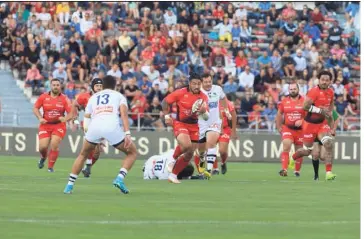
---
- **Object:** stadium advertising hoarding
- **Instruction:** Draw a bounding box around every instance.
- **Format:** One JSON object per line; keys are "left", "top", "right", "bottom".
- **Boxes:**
{"left": 0, "top": 127, "right": 360, "bottom": 164}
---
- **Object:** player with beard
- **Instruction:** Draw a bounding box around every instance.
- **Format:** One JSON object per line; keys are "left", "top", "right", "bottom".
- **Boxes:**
{"left": 33, "top": 78, "right": 73, "bottom": 172}
{"left": 161, "top": 72, "right": 209, "bottom": 184}
{"left": 71, "top": 78, "right": 103, "bottom": 177}
{"left": 290, "top": 70, "right": 336, "bottom": 181}
{"left": 276, "top": 83, "right": 305, "bottom": 177}
{"left": 193, "top": 73, "right": 231, "bottom": 177}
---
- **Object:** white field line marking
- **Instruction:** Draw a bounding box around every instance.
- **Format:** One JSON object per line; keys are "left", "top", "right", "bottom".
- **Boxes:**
{"left": 0, "top": 218, "right": 359, "bottom": 225}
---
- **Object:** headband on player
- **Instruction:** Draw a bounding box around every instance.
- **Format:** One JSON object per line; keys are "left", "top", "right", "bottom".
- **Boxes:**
{"left": 91, "top": 78, "right": 103, "bottom": 92}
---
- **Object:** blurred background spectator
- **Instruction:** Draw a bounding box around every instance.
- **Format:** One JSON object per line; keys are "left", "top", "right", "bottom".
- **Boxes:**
{"left": 0, "top": 1, "right": 360, "bottom": 132}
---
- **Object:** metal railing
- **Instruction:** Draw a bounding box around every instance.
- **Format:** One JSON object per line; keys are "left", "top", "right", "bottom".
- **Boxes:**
{"left": 0, "top": 109, "right": 19, "bottom": 127}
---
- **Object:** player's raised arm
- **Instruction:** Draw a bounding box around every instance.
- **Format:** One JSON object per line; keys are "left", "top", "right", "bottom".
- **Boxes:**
{"left": 33, "top": 95, "right": 47, "bottom": 124}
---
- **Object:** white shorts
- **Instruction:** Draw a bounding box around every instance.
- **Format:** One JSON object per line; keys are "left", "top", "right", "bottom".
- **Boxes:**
{"left": 85, "top": 123, "right": 125, "bottom": 146}
{"left": 199, "top": 122, "right": 221, "bottom": 140}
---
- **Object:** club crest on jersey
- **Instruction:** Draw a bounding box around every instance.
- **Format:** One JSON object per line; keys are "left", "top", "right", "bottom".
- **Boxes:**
{"left": 207, "top": 92, "right": 218, "bottom": 100}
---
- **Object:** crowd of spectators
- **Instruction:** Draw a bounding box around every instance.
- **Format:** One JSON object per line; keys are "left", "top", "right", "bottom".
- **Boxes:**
{"left": 0, "top": 2, "right": 360, "bottom": 131}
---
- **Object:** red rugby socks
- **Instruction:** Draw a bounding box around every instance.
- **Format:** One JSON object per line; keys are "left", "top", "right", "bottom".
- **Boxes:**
{"left": 48, "top": 150, "right": 59, "bottom": 169}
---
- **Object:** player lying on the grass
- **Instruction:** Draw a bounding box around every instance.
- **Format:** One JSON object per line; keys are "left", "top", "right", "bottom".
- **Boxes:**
{"left": 194, "top": 73, "right": 231, "bottom": 177}
{"left": 275, "top": 83, "right": 305, "bottom": 177}
{"left": 64, "top": 75, "right": 137, "bottom": 194}
{"left": 33, "top": 78, "right": 73, "bottom": 172}
{"left": 291, "top": 109, "right": 340, "bottom": 180}
{"left": 162, "top": 72, "right": 209, "bottom": 184}
{"left": 143, "top": 150, "right": 206, "bottom": 180}
{"left": 213, "top": 99, "right": 238, "bottom": 175}
{"left": 289, "top": 70, "right": 336, "bottom": 181}
{"left": 70, "top": 78, "right": 104, "bottom": 178}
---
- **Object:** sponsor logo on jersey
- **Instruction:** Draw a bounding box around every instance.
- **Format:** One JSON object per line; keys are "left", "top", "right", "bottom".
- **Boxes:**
{"left": 287, "top": 112, "right": 302, "bottom": 121}
{"left": 304, "top": 134, "right": 313, "bottom": 138}
{"left": 208, "top": 102, "right": 218, "bottom": 108}
{"left": 221, "top": 133, "right": 230, "bottom": 139}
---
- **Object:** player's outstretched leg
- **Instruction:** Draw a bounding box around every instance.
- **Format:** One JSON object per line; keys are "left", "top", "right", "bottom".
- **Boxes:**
{"left": 279, "top": 139, "right": 292, "bottom": 177}
{"left": 113, "top": 140, "right": 138, "bottom": 194}
{"left": 82, "top": 150, "right": 94, "bottom": 178}
{"left": 219, "top": 138, "right": 229, "bottom": 174}
{"left": 64, "top": 140, "right": 96, "bottom": 194}
{"left": 167, "top": 145, "right": 182, "bottom": 173}
{"left": 168, "top": 134, "right": 195, "bottom": 184}
{"left": 321, "top": 136, "right": 336, "bottom": 181}
{"left": 311, "top": 143, "right": 321, "bottom": 180}
{"left": 38, "top": 138, "right": 50, "bottom": 169}
{"left": 47, "top": 135, "right": 62, "bottom": 172}
{"left": 293, "top": 145, "right": 303, "bottom": 177}
{"left": 212, "top": 160, "right": 219, "bottom": 175}
{"left": 291, "top": 147, "right": 311, "bottom": 177}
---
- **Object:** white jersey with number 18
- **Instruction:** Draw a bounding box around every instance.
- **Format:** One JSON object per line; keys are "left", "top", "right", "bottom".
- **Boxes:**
{"left": 143, "top": 150, "right": 174, "bottom": 180}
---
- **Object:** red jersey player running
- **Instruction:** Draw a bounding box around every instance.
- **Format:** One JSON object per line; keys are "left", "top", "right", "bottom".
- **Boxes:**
{"left": 213, "top": 99, "right": 237, "bottom": 174}
{"left": 71, "top": 78, "right": 103, "bottom": 177}
{"left": 162, "top": 72, "right": 209, "bottom": 184}
{"left": 291, "top": 70, "right": 336, "bottom": 181}
{"left": 276, "top": 83, "right": 305, "bottom": 177}
{"left": 33, "top": 78, "right": 73, "bottom": 172}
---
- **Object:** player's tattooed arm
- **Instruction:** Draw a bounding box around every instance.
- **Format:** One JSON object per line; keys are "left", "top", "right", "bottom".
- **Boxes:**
{"left": 303, "top": 98, "right": 313, "bottom": 112}
{"left": 161, "top": 99, "right": 170, "bottom": 115}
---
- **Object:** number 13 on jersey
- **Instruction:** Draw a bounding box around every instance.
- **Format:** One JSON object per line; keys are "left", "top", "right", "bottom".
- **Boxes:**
{"left": 97, "top": 94, "right": 110, "bottom": 105}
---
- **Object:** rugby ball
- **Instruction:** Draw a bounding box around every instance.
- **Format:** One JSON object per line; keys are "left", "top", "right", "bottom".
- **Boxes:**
{"left": 192, "top": 99, "right": 204, "bottom": 114}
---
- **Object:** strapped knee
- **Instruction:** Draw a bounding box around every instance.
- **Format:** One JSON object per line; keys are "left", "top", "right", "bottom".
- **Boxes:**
{"left": 321, "top": 136, "right": 333, "bottom": 146}
{"left": 303, "top": 144, "right": 314, "bottom": 151}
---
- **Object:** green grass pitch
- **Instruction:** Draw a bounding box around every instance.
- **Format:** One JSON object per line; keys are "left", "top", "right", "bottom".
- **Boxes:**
{"left": 0, "top": 156, "right": 359, "bottom": 239}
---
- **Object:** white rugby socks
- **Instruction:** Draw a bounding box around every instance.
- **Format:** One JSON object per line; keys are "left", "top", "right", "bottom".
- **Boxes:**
{"left": 206, "top": 148, "right": 217, "bottom": 171}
